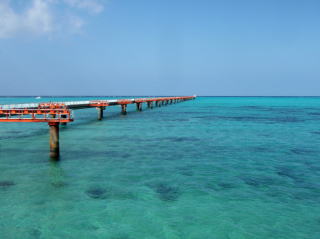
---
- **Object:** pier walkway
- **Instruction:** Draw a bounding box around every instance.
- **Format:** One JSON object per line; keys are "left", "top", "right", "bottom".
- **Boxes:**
{"left": 0, "top": 96, "right": 196, "bottom": 159}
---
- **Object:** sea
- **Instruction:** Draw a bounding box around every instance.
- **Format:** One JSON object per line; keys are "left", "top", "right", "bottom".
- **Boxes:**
{"left": 0, "top": 96, "right": 319, "bottom": 239}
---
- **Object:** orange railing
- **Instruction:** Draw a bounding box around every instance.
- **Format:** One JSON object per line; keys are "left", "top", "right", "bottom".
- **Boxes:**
{"left": 0, "top": 108, "right": 73, "bottom": 123}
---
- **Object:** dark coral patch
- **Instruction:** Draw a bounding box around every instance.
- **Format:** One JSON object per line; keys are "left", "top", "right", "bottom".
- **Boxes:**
{"left": 86, "top": 188, "right": 107, "bottom": 199}
{"left": 86, "top": 187, "right": 134, "bottom": 200}
{"left": 276, "top": 167, "right": 305, "bottom": 183}
{"left": 51, "top": 181, "right": 67, "bottom": 188}
{"left": 0, "top": 181, "right": 15, "bottom": 188}
{"left": 177, "top": 166, "right": 194, "bottom": 176}
{"left": 153, "top": 183, "right": 181, "bottom": 201}
{"left": 291, "top": 148, "right": 317, "bottom": 155}
{"left": 250, "top": 146, "right": 270, "bottom": 153}
{"left": 309, "top": 112, "right": 320, "bottom": 116}
{"left": 29, "top": 228, "right": 41, "bottom": 239}
{"left": 241, "top": 176, "right": 278, "bottom": 188}
{"left": 218, "top": 182, "right": 236, "bottom": 190}
{"left": 164, "top": 137, "right": 198, "bottom": 142}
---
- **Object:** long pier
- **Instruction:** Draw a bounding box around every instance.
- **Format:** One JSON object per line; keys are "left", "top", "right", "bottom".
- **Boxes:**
{"left": 0, "top": 96, "right": 195, "bottom": 159}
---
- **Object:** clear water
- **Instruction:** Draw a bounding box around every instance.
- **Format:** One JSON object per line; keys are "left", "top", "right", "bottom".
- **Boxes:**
{"left": 0, "top": 97, "right": 319, "bottom": 239}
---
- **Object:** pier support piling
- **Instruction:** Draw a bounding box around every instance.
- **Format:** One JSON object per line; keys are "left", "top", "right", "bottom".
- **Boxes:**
{"left": 61, "top": 115, "right": 67, "bottom": 125}
{"left": 49, "top": 122, "right": 60, "bottom": 159}
{"left": 97, "top": 107, "right": 104, "bottom": 120}
{"left": 121, "top": 104, "right": 127, "bottom": 114}
{"left": 136, "top": 103, "right": 142, "bottom": 111}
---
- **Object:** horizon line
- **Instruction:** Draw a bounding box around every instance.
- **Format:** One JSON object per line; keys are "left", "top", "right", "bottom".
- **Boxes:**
{"left": 0, "top": 95, "right": 320, "bottom": 98}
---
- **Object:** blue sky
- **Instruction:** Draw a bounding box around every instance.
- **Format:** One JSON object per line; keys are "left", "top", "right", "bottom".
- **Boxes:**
{"left": 0, "top": 0, "right": 319, "bottom": 96}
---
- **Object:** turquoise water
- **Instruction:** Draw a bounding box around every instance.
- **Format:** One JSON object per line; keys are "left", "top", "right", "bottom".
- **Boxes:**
{"left": 0, "top": 96, "right": 319, "bottom": 239}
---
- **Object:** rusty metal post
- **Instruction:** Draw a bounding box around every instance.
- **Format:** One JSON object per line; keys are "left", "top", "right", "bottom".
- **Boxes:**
{"left": 49, "top": 122, "right": 60, "bottom": 159}
{"left": 121, "top": 104, "right": 127, "bottom": 114}
{"left": 97, "top": 107, "right": 104, "bottom": 120}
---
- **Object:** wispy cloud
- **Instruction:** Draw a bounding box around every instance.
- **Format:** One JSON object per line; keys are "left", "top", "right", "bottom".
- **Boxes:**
{"left": 0, "top": 0, "right": 104, "bottom": 38}
{"left": 63, "top": 0, "right": 104, "bottom": 14}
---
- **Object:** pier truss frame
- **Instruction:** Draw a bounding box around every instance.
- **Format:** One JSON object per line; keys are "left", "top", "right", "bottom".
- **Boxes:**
{"left": 0, "top": 108, "right": 73, "bottom": 123}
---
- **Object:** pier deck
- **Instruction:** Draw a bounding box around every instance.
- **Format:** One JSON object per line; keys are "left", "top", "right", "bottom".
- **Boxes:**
{"left": 0, "top": 96, "right": 196, "bottom": 159}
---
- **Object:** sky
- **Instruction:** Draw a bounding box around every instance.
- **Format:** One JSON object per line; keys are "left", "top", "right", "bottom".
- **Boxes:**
{"left": 0, "top": 0, "right": 319, "bottom": 96}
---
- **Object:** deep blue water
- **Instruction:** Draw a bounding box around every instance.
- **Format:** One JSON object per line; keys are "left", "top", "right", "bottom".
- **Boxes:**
{"left": 0, "top": 97, "right": 319, "bottom": 239}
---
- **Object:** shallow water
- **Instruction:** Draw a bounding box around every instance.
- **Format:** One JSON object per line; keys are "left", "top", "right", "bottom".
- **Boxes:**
{"left": 0, "top": 96, "right": 319, "bottom": 239}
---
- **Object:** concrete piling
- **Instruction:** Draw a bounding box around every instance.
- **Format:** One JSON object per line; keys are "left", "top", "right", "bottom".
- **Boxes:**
{"left": 97, "top": 107, "right": 104, "bottom": 120}
{"left": 49, "top": 122, "right": 60, "bottom": 159}
{"left": 121, "top": 104, "right": 127, "bottom": 114}
{"left": 136, "top": 103, "right": 142, "bottom": 111}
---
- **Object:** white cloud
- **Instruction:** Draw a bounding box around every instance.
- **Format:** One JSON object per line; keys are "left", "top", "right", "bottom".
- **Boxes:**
{"left": 25, "top": 0, "right": 54, "bottom": 34}
{"left": 64, "top": 0, "right": 104, "bottom": 14}
{"left": 0, "top": 0, "right": 104, "bottom": 38}
{"left": 0, "top": 1, "right": 19, "bottom": 38}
